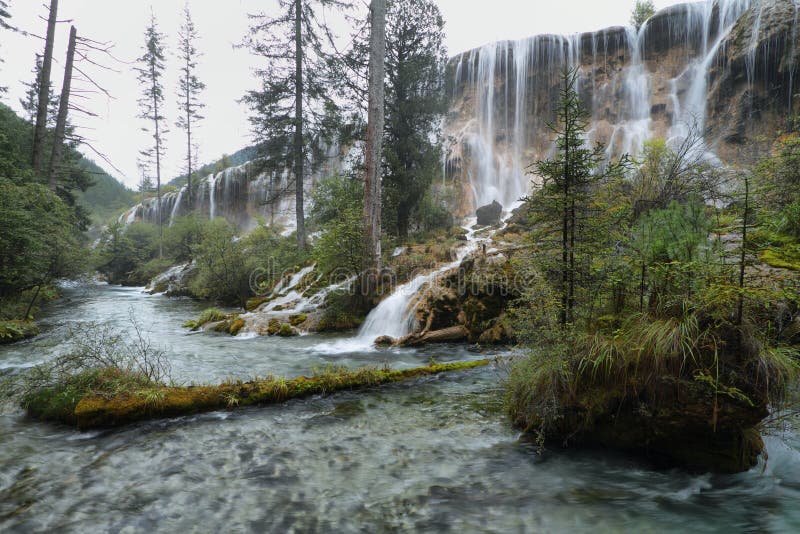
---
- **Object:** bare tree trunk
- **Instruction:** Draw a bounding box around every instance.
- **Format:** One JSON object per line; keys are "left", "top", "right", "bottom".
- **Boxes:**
{"left": 363, "top": 0, "right": 386, "bottom": 283}
{"left": 48, "top": 25, "right": 76, "bottom": 190}
{"left": 153, "top": 67, "right": 163, "bottom": 258}
{"left": 33, "top": 0, "right": 58, "bottom": 177}
{"left": 185, "top": 54, "right": 193, "bottom": 209}
{"left": 293, "top": 0, "right": 306, "bottom": 250}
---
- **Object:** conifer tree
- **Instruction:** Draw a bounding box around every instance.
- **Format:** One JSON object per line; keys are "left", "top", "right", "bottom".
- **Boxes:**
{"left": 530, "top": 68, "right": 627, "bottom": 326}
{"left": 31, "top": 0, "right": 59, "bottom": 175}
{"left": 136, "top": 13, "right": 168, "bottom": 257}
{"left": 176, "top": 4, "right": 205, "bottom": 209}
{"left": 242, "top": 0, "right": 350, "bottom": 249}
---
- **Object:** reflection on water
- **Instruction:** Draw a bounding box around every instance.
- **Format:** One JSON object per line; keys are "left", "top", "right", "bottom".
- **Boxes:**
{"left": 1, "top": 282, "right": 799, "bottom": 531}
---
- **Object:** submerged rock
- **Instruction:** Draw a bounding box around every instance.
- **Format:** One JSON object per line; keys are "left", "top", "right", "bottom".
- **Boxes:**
{"left": 476, "top": 201, "right": 503, "bottom": 226}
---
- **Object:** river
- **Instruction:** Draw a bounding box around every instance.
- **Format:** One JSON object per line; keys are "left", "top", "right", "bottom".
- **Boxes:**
{"left": 1, "top": 282, "right": 800, "bottom": 532}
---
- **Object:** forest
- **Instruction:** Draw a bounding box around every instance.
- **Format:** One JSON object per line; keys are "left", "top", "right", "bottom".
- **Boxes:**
{"left": 1, "top": 0, "right": 800, "bottom": 531}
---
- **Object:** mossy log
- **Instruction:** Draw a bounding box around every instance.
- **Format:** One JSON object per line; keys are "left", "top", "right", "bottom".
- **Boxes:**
{"left": 71, "top": 360, "right": 491, "bottom": 430}
{"left": 394, "top": 326, "right": 469, "bottom": 347}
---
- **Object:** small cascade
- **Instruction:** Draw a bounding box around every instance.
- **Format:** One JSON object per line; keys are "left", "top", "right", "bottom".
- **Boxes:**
{"left": 209, "top": 174, "right": 219, "bottom": 220}
{"left": 169, "top": 187, "right": 185, "bottom": 226}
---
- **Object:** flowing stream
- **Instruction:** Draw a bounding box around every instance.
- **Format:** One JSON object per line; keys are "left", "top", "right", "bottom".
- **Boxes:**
{"left": 2, "top": 283, "right": 800, "bottom": 531}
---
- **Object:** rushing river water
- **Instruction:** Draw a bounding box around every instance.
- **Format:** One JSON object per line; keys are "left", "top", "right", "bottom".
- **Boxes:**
{"left": 2, "top": 283, "right": 800, "bottom": 532}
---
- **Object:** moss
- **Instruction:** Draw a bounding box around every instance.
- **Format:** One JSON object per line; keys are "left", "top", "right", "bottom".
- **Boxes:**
{"left": 246, "top": 296, "right": 271, "bottom": 311}
{"left": 0, "top": 320, "right": 39, "bottom": 345}
{"left": 760, "top": 248, "right": 800, "bottom": 271}
{"left": 288, "top": 313, "right": 308, "bottom": 327}
{"left": 228, "top": 318, "right": 246, "bottom": 336}
{"left": 277, "top": 323, "right": 298, "bottom": 337}
{"left": 68, "top": 359, "right": 493, "bottom": 429}
{"left": 267, "top": 318, "right": 281, "bottom": 335}
{"left": 183, "top": 307, "right": 230, "bottom": 331}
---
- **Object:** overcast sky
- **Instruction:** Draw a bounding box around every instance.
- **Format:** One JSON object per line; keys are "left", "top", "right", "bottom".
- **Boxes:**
{"left": 0, "top": 0, "right": 689, "bottom": 188}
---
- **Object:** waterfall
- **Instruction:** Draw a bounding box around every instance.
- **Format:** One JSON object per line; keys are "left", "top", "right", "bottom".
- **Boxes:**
{"left": 209, "top": 174, "right": 219, "bottom": 220}
{"left": 169, "top": 187, "right": 185, "bottom": 226}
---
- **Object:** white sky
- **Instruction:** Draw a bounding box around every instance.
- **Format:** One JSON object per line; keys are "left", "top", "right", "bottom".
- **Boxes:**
{"left": 0, "top": 0, "right": 689, "bottom": 188}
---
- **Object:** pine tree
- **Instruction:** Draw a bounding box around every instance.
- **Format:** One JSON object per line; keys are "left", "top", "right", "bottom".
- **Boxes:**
{"left": 0, "top": 0, "right": 13, "bottom": 94}
{"left": 530, "top": 68, "right": 628, "bottom": 326}
{"left": 136, "top": 12, "right": 168, "bottom": 257}
{"left": 382, "top": 0, "right": 446, "bottom": 239}
{"left": 242, "top": 0, "right": 350, "bottom": 249}
{"left": 20, "top": 55, "right": 59, "bottom": 126}
{"left": 630, "top": 0, "right": 656, "bottom": 30}
{"left": 176, "top": 3, "right": 205, "bottom": 209}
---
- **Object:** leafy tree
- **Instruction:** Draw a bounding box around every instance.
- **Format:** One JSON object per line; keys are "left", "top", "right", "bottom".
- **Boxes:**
{"left": 176, "top": 3, "right": 205, "bottom": 209}
{"left": 630, "top": 0, "right": 656, "bottom": 29}
{"left": 136, "top": 12, "right": 168, "bottom": 257}
{"left": 0, "top": 178, "right": 84, "bottom": 299}
{"left": 311, "top": 175, "right": 364, "bottom": 274}
{"left": 528, "top": 68, "right": 628, "bottom": 326}
{"left": 95, "top": 222, "right": 159, "bottom": 285}
{"left": 190, "top": 219, "right": 251, "bottom": 309}
{"left": 242, "top": 0, "right": 350, "bottom": 249}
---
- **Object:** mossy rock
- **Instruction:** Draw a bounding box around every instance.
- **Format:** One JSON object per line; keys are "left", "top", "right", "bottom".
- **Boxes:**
{"left": 0, "top": 320, "right": 40, "bottom": 345}
{"left": 267, "top": 318, "right": 282, "bottom": 335}
{"left": 288, "top": 313, "right": 308, "bottom": 327}
{"left": 277, "top": 324, "right": 299, "bottom": 337}
{"left": 228, "top": 318, "right": 246, "bottom": 336}
{"left": 246, "top": 296, "right": 271, "bottom": 312}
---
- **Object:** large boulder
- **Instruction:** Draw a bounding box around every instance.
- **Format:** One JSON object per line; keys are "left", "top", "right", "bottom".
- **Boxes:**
{"left": 476, "top": 200, "right": 503, "bottom": 226}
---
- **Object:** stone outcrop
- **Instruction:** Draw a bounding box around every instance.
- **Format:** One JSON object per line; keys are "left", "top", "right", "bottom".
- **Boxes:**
{"left": 476, "top": 200, "right": 503, "bottom": 226}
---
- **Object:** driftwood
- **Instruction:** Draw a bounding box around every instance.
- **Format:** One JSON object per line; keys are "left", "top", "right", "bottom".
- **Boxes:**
{"left": 392, "top": 325, "right": 469, "bottom": 347}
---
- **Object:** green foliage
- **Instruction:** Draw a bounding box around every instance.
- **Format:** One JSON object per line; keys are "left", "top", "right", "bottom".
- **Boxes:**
{"left": 630, "top": 0, "right": 656, "bottom": 29}
{"left": 94, "top": 222, "right": 160, "bottom": 285}
{"left": 311, "top": 176, "right": 365, "bottom": 275}
{"left": 0, "top": 178, "right": 85, "bottom": 298}
{"left": 190, "top": 219, "right": 252, "bottom": 308}
{"left": 380, "top": 0, "right": 447, "bottom": 239}
{"left": 5, "top": 319, "right": 170, "bottom": 424}
{"left": 76, "top": 158, "right": 135, "bottom": 224}
{"left": 183, "top": 307, "right": 229, "bottom": 330}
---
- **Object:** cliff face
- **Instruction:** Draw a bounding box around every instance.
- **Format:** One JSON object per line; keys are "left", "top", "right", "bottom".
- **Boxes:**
{"left": 444, "top": 0, "right": 800, "bottom": 217}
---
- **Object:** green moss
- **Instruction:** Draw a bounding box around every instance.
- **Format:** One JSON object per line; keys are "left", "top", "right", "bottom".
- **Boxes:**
{"left": 277, "top": 323, "right": 298, "bottom": 337}
{"left": 288, "top": 313, "right": 308, "bottom": 327}
{"left": 183, "top": 307, "right": 230, "bottom": 331}
{"left": 228, "top": 318, "right": 246, "bottom": 336}
{"left": 267, "top": 318, "right": 281, "bottom": 335}
{"left": 760, "top": 248, "right": 800, "bottom": 271}
{"left": 0, "top": 320, "right": 39, "bottom": 345}
{"left": 67, "top": 359, "right": 493, "bottom": 429}
{"left": 246, "top": 296, "right": 271, "bottom": 312}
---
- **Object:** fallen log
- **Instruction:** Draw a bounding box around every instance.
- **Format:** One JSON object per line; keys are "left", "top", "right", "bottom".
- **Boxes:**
{"left": 70, "top": 359, "right": 491, "bottom": 430}
{"left": 394, "top": 325, "right": 469, "bottom": 347}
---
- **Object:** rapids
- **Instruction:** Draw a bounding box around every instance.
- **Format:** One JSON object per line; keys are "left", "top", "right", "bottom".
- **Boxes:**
{"left": 1, "top": 283, "right": 800, "bottom": 531}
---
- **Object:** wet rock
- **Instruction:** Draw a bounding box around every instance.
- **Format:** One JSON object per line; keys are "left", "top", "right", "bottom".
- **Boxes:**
{"left": 476, "top": 200, "right": 503, "bottom": 226}
{"left": 374, "top": 335, "right": 395, "bottom": 347}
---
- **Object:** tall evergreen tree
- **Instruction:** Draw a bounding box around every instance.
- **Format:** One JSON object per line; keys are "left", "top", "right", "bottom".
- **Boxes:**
{"left": 136, "top": 13, "right": 168, "bottom": 257}
{"left": 176, "top": 3, "right": 205, "bottom": 209}
{"left": 20, "top": 55, "right": 59, "bottom": 126}
{"left": 382, "top": 0, "right": 446, "bottom": 239}
{"left": 0, "top": 0, "right": 13, "bottom": 94}
{"left": 242, "top": 0, "right": 349, "bottom": 249}
{"left": 529, "top": 68, "right": 627, "bottom": 326}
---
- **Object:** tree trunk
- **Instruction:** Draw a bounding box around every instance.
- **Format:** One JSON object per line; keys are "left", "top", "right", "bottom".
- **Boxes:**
{"left": 152, "top": 64, "right": 163, "bottom": 258}
{"left": 33, "top": 0, "right": 58, "bottom": 177}
{"left": 186, "top": 59, "right": 193, "bottom": 210}
{"left": 48, "top": 25, "right": 76, "bottom": 190}
{"left": 397, "top": 203, "right": 409, "bottom": 241}
{"left": 363, "top": 0, "right": 387, "bottom": 284}
{"left": 294, "top": 0, "right": 306, "bottom": 250}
